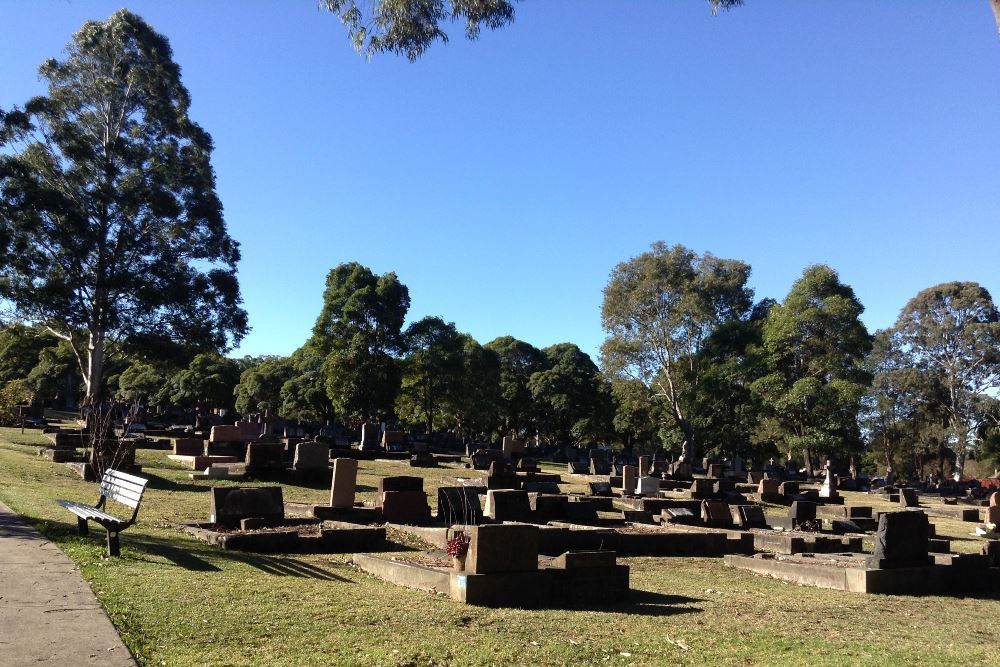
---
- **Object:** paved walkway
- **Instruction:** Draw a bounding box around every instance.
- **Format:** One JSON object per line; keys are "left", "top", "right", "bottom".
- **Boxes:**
{"left": 0, "top": 502, "right": 136, "bottom": 666}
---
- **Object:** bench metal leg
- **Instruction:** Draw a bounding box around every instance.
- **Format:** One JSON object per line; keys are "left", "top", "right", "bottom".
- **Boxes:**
{"left": 77, "top": 518, "right": 89, "bottom": 536}
{"left": 106, "top": 531, "right": 120, "bottom": 557}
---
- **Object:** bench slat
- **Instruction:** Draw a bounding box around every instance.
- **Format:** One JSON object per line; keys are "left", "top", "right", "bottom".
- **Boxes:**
{"left": 104, "top": 469, "right": 149, "bottom": 487}
{"left": 100, "top": 476, "right": 146, "bottom": 495}
{"left": 56, "top": 500, "right": 123, "bottom": 526}
{"left": 100, "top": 481, "right": 144, "bottom": 503}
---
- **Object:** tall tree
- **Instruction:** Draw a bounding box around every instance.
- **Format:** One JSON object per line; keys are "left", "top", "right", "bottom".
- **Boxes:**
{"left": 397, "top": 316, "right": 465, "bottom": 433}
{"left": 484, "top": 335, "right": 547, "bottom": 437}
{"left": 311, "top": 262, "right": 410, "bottom": 424}
{"left": 600, "top": 242, "right": 754, "bottom": 461}
{"left": 320, "top": 0, "right": 745, "bottom": 61}
{"left": 891, "top": 282, "right": 1000, "bottom": 476}
{"left": 279, "top": 343, "right": 336, "bottom": 423}
{"left": 234, "top": 356, "right": 296, "bottom": 416}
{"left": 528, "top": 343, "right": 608, "bottom": 444}
{"left": 169, "top": 352, "right": 241, "bottom": 412}
{"left": 451, "top": 335, "right": 502, "bottom": 440}
{"left": 752, "top": 265, "right": 872, "bottom": 475}
{"left": 0, "top": 10, "right": 247, "bottom": 407}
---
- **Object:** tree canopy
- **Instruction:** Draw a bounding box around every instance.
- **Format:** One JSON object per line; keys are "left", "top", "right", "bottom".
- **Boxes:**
{"left": 0, "top": 10, "right": 247, "bottom": 405}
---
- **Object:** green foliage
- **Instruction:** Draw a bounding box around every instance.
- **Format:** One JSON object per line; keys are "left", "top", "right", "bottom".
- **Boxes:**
{"left": 484, "top": 335, "right": 547, "bottom": 436}
{"left": 528, "top": 343, "right": 610, "bottom": 444}
{"left": 0, "top": 324, "right": 52, "bottom": 384}
{"left": 116, "top": 362, "right": 168, "bottom": 406}
{"left": 600, "top": 242, "right": 754, "bottom": 458}
{"left": 752, "top": 265, "right": 872, "bottom": 468}
{"left": 0, "top": 10, "right": 247, "bottom": 403}
{"left": 168, "top": 353, "right": 241, "bottom": 411}
{"left": 0, "top": 379, "right": 34, "bottom": 425}
{"left": 234, "top": 356, "right": 296, "bottom": 415}
{"left": 397, "top": 316, "right": 465, "bottom": 432}
{"left": 311, "top": 262, "right": 410, "bottom": 424}
{"left": 891, "top": 281, "right": 1000, "bottom": 472}
{"left": 279, "top": 344, "right": 335, "bottom": 423}
{"left": 320, "top": 0, "right": 744, "bottom": 61}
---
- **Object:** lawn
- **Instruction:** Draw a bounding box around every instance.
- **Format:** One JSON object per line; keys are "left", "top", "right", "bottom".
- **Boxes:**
{"left": 1, "top": 426, "right": 998, "bottom": 667}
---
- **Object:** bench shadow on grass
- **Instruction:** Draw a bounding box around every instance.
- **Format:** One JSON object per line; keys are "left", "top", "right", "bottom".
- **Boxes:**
{"left": 565, "top": 590, "right": 703, "bottom": 617}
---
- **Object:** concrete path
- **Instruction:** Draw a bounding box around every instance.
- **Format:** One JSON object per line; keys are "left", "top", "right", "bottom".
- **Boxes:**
{"left": 0, "top": 502, "right": 136, "bottom": 666}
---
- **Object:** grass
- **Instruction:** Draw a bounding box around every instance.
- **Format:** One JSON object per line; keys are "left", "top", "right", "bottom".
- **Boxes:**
{"left": 2, "top": 426, "right": 999, "bottom": 666}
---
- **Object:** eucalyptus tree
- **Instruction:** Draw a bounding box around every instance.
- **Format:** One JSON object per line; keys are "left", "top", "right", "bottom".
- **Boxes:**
{"left": 234, "top": 356, "right": 297, "bottom": 416}
{"left": 528, "top": 343, "right": 609, "bottom": 445}
{"left": 310, "top": 262, "right": 410, "bottom": 424}
{"left": 600, "top": 242, "right": 755, "bottom": 461}
{"left": 752, "top": 265, "right": 872, "bottom": 475}
{"left": 320, "top": 0, "right": 745, "bottom": 61}
{"left": 0, "top": 11, "right": 247, "bottom": 407}
{"left": 484, "top": 335, "right": 547, "bottom": 437}
{"left": 398, "top": 316, "right": 465, "bottom": 433}
{"left": 891, "top": 282, "right": 1000, "bottom": 476}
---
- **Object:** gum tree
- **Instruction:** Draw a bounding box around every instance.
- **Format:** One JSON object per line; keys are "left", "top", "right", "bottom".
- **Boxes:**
{"left": 0, "top": 11, "right": 247, "bottom": 408}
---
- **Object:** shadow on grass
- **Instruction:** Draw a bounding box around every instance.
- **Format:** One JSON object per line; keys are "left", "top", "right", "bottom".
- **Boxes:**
{"left": 565, "top": 589, "right": 704, "bottom": 616}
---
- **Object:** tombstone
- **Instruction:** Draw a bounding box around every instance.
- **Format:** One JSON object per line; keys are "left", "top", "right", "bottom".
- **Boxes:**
{"left": 486, "top": 460, "right": 519, "bottom": 490}
{"left": 663, "top": 507, "right": 697, "bottom": 524}
{"left": 986, "top": 493, "right": 1000, "bottom": 526}
{"left": 471, "top": 448, "right": 503, "bottom": 471}
{"left": 636, "top": 476, "right": 660, "bottom": 497}
{"left": 689, "top": 478, "right": 715, "bottom": 498}
{"left": 209, "top": 424, "right": 242, "bottom": 444}
{"left": 623, "top": 510, "right": 655, "bottom": 524}
{"left": 731, "top": 504, "right": 768, "bottom": 529}
{"left": 747, "top": 471, "right": 764, "bottom": 485}
{"left": 377, "top": 476, "right": 424, "bottom": 506}
{"left": 381, "top": 490, "right": 432, "bottom": 524}
{"left": 789, "top": 500, "right": 817, "bottom": 529}
{"left": 523, "top": 481, "right": 561, "bottom": 494}
{"left": 245, "top": 442, "right": 284, "bottom": 470}
{"left": 437, "top": 486, "right": 483, "bottom": 526}
{"left": 237, "top": 421, "right": 261, "bottom": 441}
{"left": 706, "top": 463, "right": 724, "bottom": 479}
{"left": 360, "top": 422, "right": 379, "bottom": 451}
{"left": 501, "top": 436, "right": 524, "bottom": 460}
{"left": 701, "top": 500, "right": 733, "bottom": 528}
{"left": 382, "top": 431, "right": 407, "bottom": 452}
{"left": 731, "top": 455, "right": 745, "bottom": 475}
{"left": 329, "top": 458, "right": 358, "bottom": 508}
{"left": 409, "top": 451, "right": 437, "bottom": 467}
{"left": 778, "top": 481, "right": 799, "bottom": 497}
{"left": 867, "top": 511, "right": 934, "bottom": 569}
{"left": 622, "top": 465, "right": 638, "bottom": 495}
{"left": 466, "top": 524, "right": 539, "bottom": 574}
{"left": 567, "top": 460, "right": 589, "bottom": 475}
{"left": 210, "top": 486, "right": 284, "bottom": 528}
{"left": 173, "top": 438, "right": 205, "bottom": 456}
{"left": 516, "top": 457, "right": 540, "bottom": 473}
{"left": 293, "top": 441, "right": 330, "bottom": 472}
{"left": 819, "top": 467, "right": 839, "bottom": 499}
{"left": 638, "top": 455, "right": 652, "bottom": 477}
{"left": 588, "top": 481, "right": 613, "bottom": 497}
{"left": 589, "top": 450, "right": 612, "bottom": 475}
{"left": 484, "top": 489, "right": 532, "bottom": 522}
{"left": 899, "top": 487, "right": 920, "bottom": 508}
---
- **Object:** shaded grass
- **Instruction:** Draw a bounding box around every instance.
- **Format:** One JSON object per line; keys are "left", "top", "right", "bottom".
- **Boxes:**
{"left": 1, "top": 429, "right": 999, "bottom": 666}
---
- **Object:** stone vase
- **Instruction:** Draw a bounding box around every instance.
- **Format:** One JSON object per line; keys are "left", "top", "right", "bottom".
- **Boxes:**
{"left": 452, "top": 553, "right": 467, "bottom": 572}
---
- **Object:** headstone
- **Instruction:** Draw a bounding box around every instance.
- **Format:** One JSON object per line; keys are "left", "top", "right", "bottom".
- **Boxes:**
{"left": 382, "top": 431, "right": 407, "bottom": 452}
{"left": 237, "top": 421, "right": 261, "bottom": 441}
{"left": 485, "top": 489, "right": 532, "bottom": 522}
{"left": 867, "top": 511, "right": 934, "bottom": 569}
{"left": 789, "top": 500, "right": 817, "bottom": 523}
{"left": 589, "top": 451, "right": 612, "bottom": 475}
{"left": 701, "top": 500, "right": 733, "bottom": 527}
{"left": 293, "top": 441, "right": 330, "bottom": 472}
{"left": 689, "top": 478, "right": 715, "bottom": 498}
{"left": 210, "top": 486, "right": 284, "bottom": 528}
{"left": 437, "top": 486, "right": 484, "bottom": 526}
{"left": 523, "top": 481, "right": 561, "bottom": 494}
{"left": 663, "top": 507, "right": 697, "bottom": 524}
{"left": 622, "top": 465, "right": 638, "bottom": 495}
{"left": 466, "top": 524, "right": 539, "bottom": 574}
{"left": 567, "top": 460, "right": 589, "bottom": 474}
{"left": 588, "top": 481, "right": 613, "bottom": 497}
{"left": 747, "top": 471, "right": 764, "bottom": 484}
{"left": 638, "top": 455, "right": 652, "bottom": 477}
{"left": 501, "top": 436, "right": 524, "bottom": 460}
{"left": 819, "top": 467, "right": 839, "bottom": 499}
{"left": 779, "top": 481, "right": 799, "bottom": 497}
{"left": 986, "top": 503, "right": 1000, "bottom": 527}
{"left": 209, "top": 425, "right": 242, "bottom": 444}
{"left": 636, "top": 476, "right": 660, "bottom": 497}
{"left": 732, "top": 504, "right": 768, "bottom": 529}
{"left": 377, "top": 475, "right": 424, "bottom": 506}
{"left": 381, "top": 491, "right": 432, "bottom": 524}
{"left": 471, "top": 448, "right": 503, "bottom": 471}
{"left": 173, "top": 438, "right": 205, "bottom": 456}
{"left": 360, "top": 422, "right": 379, "bottom": 451}
{"left": 622, "top": 510, "right": 655, "bottom": 524}
{"left": 329, "top": 458, "right": 358, "bottom": 508}
{"left": 899, "top": 487, "right": 920, "bottom": 508}
{"left": 706, "top": 463, "right": 723, "bottom": 479}
{"left": 244, "top": 442, "right": 284, "bottom": 470}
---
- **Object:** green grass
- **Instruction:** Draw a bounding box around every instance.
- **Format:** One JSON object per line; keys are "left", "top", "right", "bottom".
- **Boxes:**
{"left": 2, "top": 427, "right": 999, "bottom": 666}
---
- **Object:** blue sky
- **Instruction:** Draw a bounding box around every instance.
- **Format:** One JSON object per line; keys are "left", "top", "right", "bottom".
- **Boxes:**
{"left": 3, "top": 1, "right": 999, "bottom": 361}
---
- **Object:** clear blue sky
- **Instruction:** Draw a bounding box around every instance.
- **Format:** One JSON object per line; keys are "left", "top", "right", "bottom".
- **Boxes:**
{"left": 3, "top": 1, "right": 999, "bottom": 361}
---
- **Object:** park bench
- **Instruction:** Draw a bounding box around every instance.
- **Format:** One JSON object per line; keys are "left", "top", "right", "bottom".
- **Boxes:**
{"left": 57, "top": 469, "right": 149, "bottom": 556}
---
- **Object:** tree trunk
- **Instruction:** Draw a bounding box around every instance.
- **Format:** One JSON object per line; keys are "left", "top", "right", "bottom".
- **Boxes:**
{"left": 802, "top": 447, "right": 814, "bottom": 477}
{"left": 991, "top": 0, "right": 1000, "bottom": 36}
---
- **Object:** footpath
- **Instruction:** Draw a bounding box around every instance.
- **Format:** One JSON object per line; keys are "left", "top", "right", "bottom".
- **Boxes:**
{"left": 0, "top": 502, "right": 136, "bottom": 666}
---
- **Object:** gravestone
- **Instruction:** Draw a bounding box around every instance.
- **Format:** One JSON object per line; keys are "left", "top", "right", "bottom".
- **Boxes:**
{"left": 567, "top": 460, "right": 589, "bottom": 474}
{"left": 359, "top": 422, "right": 379, "bottom": 450}
{"left": 237, "top": 421, "right": 261, "bottom": 441}
{"left": 747, "top": 471, "right": 764, "bottom": 484}
{"left": 377, "top": 475, "right": 424, "bottom": 505}
{"left": 381, "top": 491, "right": 432, "bottom": 524}
{"left": 173, "top": 438, "right": 205, "bottom": 456}
{"left": 732, "top": 504, "right": 768, "bottom": 529}
{"left": 663, "top": 507, "right": 697, "bottom": 524}
{"left": 466, "top": 524, "right": 539, "bottom": 574}
{"left": 209, "top": 425, "right": 242, "bottom": 444}
{"left": 471, "top": 448, "right": 503, "bottom": 471}
{"left": 588, "top": 481, "right": 613, "bottom": 497}
{"left": 899, "top": 488, "right": 919, "bottom": 508}
{"left": 623, "top": 510, "right": 655, "bottom": 524}
{"left": 638, "top": 455, "right": 652, "bottom": 477}
{"left": 867, "top": 511, "right": 934, "bottom": 569}
{"left": 523, "top": 481, "right": 561, "bottom": 494}
{"left": 819, "top": 467, "right": 839, "bottom": 499}
{"left": 689, "top": 478, "right": 715, "bottom": 498}
{"left": 438, "top": 486, "right": 484, "bottom": 525}
{"left": 245, "top": 443, "right": 284, "bottom": 470}
{"left": 986, "top": 492, "right": 1000, "bottom": 526}
{"left": 293, "top": 441, "right": 330, "bottom": 472}
{"left": 382, "top": 431, "right": 407, "bottom": 452}
{"left": 779, "top": 481, "right": 799, "bottom": 497}
{"left": 485, "top": 489, "right": 532, "bottom": 522}
{"left": 329, "top": 458, "right": 358, "bottom": 507}
{"left": 486, "top": 460, "right": 519, "bottom": 490}
{"left": 210, "top": 486, "right": 284, "bottom": 528}
{"left": 622, "top": 465, "right": 638, "bottom": 495}
{"left": 589, "top": 451, "right": 612, "bottom": 475}
{"left": 789, "top": 500, "right": 817, "bottom": 523}
{"left": 636, "top": 476, "right": 660, "bottom": 497}
{"left": 706, "top": 463, "right": 724, "bottom": 479}
{"left": 501, "top": 436, "right": 524, "bottom": 460}
{"left": 701, "top": 500, "right": 733, "bottom": 528}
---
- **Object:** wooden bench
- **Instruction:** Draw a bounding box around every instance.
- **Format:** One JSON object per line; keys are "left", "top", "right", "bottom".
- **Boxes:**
{"left": 57, "top": 469, "right": 149, "bottom": 556}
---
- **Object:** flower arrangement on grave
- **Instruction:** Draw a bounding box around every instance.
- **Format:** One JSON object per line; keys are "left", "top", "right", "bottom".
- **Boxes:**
{"left": 446, "top": 530, "right": 470, "bottom": 557}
